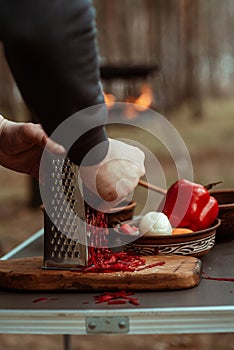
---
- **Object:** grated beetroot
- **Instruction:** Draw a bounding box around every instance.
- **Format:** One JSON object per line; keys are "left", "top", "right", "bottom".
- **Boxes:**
{"left": 83, "top": 205, "right": 146, "bottom": 273}
{"left": 82, "top": 206, "right": 167, "bottom": 273}
{"left": 83, "top": 251, "right": 146, "bottom": 273}
{"left": 79, "top": 206, "right": 165, "bottom": 308}
{"left": 94, "top": 290, "right": 140, "bottom": 306}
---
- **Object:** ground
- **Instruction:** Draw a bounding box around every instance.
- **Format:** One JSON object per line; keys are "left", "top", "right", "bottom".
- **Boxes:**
{"left": 0, "top": 99, "right": 233, "bottom": 349}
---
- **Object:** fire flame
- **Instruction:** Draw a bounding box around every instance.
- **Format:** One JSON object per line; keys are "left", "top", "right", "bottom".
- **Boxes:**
{"left": 104, "top": 83, "right": 154, "bottom": 119}
{"left": 134, "top": 84, "right": 154, "bottom": 111}
{"left": 103, "top": 92, "right": 116, "bottom": 108}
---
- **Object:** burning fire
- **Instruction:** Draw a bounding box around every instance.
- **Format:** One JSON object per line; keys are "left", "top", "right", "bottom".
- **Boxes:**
{"left": 133, "top": 84, "right": 154, "bottom": 111}
{"left": 103, "top": 92, "right": 116, "bottom": 107}
{"left": 104, "top": 83, "right": 154, "bottom": 119}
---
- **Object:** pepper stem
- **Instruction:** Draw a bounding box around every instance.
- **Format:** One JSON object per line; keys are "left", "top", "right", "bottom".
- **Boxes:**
{"left": 204, "top": 181, "right": 223, "bottom": 190}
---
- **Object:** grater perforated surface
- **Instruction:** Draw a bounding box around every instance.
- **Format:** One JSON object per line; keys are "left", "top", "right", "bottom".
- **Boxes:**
{"left": 43, "top": 158, "right": 88, "bottom": 269}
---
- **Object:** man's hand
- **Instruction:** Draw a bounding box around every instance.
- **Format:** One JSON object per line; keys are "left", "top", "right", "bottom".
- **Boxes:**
{"left": 0, "top": 115, "right": 65, "bottom": 178}
{"left": 80, "top": 138, "right": 145, "bottom": 211}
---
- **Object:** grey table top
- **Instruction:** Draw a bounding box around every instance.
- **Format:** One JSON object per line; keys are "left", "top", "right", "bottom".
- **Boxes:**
{"left": 0, "top": 229, "right": 233, "bottom": 335}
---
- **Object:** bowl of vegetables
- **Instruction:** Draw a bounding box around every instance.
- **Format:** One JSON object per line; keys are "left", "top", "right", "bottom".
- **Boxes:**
{"left": 114, "top": 179, "right": 221, "bottom": 257}
{"left": 114, "top": 214, "right": 220, "bottom": 258}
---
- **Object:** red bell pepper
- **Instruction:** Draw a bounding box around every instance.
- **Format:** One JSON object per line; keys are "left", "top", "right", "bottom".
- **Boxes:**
{"left": 159, "top": 179, "right": 219, "bottom": 231}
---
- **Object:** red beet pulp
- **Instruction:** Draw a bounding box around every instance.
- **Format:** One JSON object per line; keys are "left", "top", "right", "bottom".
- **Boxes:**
{"left": 83, "top": 207, "right": 166, "bottom": 273}
{"left": 94, "top": 290, "right": 140, "bottom": 306}
{"left": 84, "top": 207, "right": 166, "bottom": 306}
{"left": 83, "top": 206, "right": 148, "bottom": 273}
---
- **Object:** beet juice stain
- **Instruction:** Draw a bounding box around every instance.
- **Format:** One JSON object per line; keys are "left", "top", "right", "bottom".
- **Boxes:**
{"left": 33, "top": 297, "right": 59, "bottom": 304}
{"left": 94, "top": 291, "right": 140, "bottom": 306}
{"left": 202, "top": 272, "right": 234, "bottom": 282}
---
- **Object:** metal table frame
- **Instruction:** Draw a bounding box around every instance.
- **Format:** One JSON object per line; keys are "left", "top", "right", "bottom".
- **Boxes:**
{"left": 0, "top": 229, "right": 234, "bottom": 340}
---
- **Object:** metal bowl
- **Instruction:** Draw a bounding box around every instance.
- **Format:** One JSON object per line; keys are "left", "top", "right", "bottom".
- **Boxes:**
{"left": 113, "top": 217, "right": 221, "bottom": 257}
{"left": 210, "top": 189, "right": 234, "bottom": 241}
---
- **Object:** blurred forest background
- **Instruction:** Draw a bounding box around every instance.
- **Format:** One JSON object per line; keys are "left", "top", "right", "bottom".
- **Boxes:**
{"left": 0, "top": 0, "right": 234, "bottom": 349}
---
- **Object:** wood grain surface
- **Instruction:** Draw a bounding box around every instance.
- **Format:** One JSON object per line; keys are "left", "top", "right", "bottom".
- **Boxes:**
{"left": 0, "top": 255, "right": 202, "bottom": 291}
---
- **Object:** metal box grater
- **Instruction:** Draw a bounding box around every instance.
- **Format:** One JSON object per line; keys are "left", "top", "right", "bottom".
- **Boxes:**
{"left": 43, "top": 157, "right": 88, "bottom": 269}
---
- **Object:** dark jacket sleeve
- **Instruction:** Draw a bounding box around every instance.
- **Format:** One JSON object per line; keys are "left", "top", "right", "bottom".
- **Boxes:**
{"left": 0, "top": 0, "right": 108, "bottom": 165}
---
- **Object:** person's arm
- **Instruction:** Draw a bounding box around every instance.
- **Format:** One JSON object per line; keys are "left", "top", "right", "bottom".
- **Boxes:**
{"left": 0, "top": 0, "right": 108, "bottom": 165}
{"left": 0, "top": 0, "right": 146, "bottom": 206}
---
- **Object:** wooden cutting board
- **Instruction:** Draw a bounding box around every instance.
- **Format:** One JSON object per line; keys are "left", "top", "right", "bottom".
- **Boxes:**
{"left": 0, "top": 256, "right": 202, "bottom": 291}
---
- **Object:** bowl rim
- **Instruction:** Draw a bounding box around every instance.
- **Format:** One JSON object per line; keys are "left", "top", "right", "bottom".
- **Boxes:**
{"left": 107, "top": 201, "right": 136, "bottom": 214}
{"left": 113, "top": 216, "right": 221, "bottom": 240}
